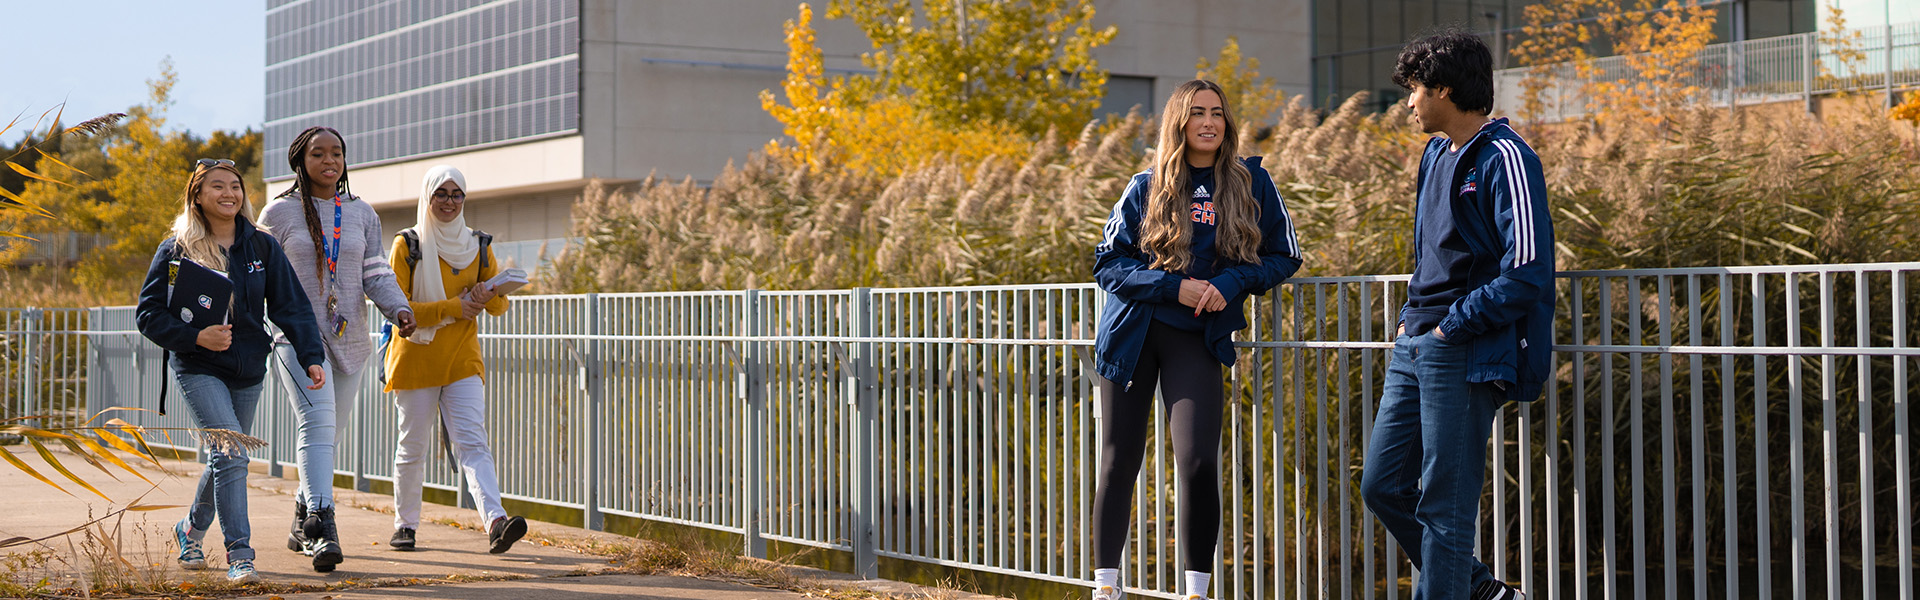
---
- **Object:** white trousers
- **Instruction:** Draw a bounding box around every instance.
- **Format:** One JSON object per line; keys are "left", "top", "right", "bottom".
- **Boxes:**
{"left": 391, "top": 375, "right": 505, "bottom": 530}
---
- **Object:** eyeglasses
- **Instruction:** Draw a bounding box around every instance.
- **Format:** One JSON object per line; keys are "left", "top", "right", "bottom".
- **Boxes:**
{"left": 431, "top": 190, "right": 467, "bottom": 203}
{"left": 195, "top": 158, "right": 235, "bottom": 168}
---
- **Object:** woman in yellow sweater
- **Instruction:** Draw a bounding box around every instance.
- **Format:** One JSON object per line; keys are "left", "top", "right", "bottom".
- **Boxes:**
{"left": 383, "top": 165, "right": 525, "bottom": 554}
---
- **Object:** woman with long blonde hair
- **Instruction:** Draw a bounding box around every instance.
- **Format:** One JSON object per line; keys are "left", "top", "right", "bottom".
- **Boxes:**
{"left": 1088, "top": 79, "right": 1302, "bottom": 600}
{"left": 137, "top": 159, "right": 328, "bottom": 583}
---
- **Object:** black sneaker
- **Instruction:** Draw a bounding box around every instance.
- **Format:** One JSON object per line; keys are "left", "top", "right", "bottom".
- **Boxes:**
{"left": 286, "top": 501, "right": 308, "bottom": 552}
{"left": 389, "top": 527, "right": 416, "bottom": 550}
{"left": 1472, "top": 580, "right": 1526, "bottom": 600}
{"left": 302, "top": 506, "right": 344, "bottom": 572}
{"left": 487, "top": 516, "right": 526, "bottom": 554}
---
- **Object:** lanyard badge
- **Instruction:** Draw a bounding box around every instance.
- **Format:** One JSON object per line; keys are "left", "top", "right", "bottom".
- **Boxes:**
{"left": 323, "top": 193, "right": 349, "bottom": 338}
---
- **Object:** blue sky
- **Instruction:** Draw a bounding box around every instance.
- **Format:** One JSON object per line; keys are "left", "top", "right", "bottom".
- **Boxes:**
{"left": 2, "top": 1, "right": 264, "bottom": 139}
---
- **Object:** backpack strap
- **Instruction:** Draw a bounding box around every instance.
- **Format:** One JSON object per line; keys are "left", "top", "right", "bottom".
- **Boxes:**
{"left": 399, "top": 229, "right": 490, "bottom": 271}
{"left": 399, "top": 230, "right": 422, "bottom": 270}
{"left": 157, "top": 241, "right": 188, "bottom": 416}
{"left": 473, "top": 230, "right": 493, "bottom": 271}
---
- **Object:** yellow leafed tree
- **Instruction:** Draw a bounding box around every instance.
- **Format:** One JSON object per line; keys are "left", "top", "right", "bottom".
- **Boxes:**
{"left": 1196, "top": 36, "right": 1285, "bottom": 128}
{"left": 1512, "top": 0, "right": 1717, "bottom": 127}
{"left": 823, "top": 0, "right": 1115, "bottom": 137}
{"left": 760, "top": 3, "right": 1032, "bottom": 177}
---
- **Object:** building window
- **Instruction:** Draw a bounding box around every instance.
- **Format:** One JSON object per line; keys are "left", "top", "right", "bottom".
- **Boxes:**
{"left": 263, "top": 0, "right": 581, "bottom": 180}
{"left": 1099, "top": 75, "right": 1156, "bottom": 121}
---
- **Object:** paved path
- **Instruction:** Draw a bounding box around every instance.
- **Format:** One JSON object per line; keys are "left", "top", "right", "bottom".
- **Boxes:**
{"left": 2, "top": 447, "right": 997, "bottom": 599}
{"left": 231, "top": 574, "right": 839, "bottom": 600}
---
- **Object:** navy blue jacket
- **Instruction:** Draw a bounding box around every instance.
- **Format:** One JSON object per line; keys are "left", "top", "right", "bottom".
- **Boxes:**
{"left": 1094, "top": 157, "right": 1302, "bottom": 387}
{"left": 137, "top": 217, "right": 328, "bottom": 386}
{"left": 1404, "top": 118, "right": 1555, "bottom": 403}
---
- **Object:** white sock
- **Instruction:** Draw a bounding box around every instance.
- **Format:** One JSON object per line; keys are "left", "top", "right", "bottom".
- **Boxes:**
{"left": 1184, "top": 570, "right": 1211, "bottom": 598}
{"left": 1093, "top": 568, "right": 1120, "bottom": 590}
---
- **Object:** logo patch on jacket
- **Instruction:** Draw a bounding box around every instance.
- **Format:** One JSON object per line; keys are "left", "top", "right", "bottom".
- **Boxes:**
{"left": 1459, "top": 169, "right": 1479, "bottom": 196}
{"left": 247, "top": 260, "right": 265, "bottom": 274}
{"left": 1190, "top": 185, "right": 1216, "bottom": 225}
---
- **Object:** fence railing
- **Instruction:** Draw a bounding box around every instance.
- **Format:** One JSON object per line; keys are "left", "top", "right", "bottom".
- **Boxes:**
{"left": 5, "top": 262, "right": 1918, "bottom": 599}
{"left": 1494, "top": 22, "right": 1920, "bottom": 120}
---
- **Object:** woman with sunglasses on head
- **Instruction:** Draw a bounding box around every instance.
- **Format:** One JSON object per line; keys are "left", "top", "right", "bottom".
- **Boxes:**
{"left": 137, "top": 159, "right": 329, "bottom": 583}
{"left": 259, "top": 126, "right": 418, "bottom": 573}
{"left": 381, "top": 165, "right": 526, "bottom": 554}
{"left": 1089, "top": 79, "right": 1301, "bottom": 600}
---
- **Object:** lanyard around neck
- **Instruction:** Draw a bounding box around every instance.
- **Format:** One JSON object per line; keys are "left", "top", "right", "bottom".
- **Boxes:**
{"left": 323, "top": 193, "right": 343, "bottom": 288}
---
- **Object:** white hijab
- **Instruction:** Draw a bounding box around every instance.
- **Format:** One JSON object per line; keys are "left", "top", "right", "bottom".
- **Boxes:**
{"left": 404, "top": 165, "right": 479, "bottom": 344}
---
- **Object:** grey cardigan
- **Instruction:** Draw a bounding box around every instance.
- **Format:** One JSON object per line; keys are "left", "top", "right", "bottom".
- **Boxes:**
{"left": 259, "top": 192, "right": 412, "bottom": 374}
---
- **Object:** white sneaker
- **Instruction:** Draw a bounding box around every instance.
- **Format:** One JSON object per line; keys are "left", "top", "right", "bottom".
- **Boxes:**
{"left": 1184, "top": 595, "right": 1208, "bottom": 600}
{"left": 226, "top": 558, "right": 260, "bottom": 583}
{"left": 173, "top": 518, "right": 207, "bottom": 570}
{"left": 1091, "top": 584, "right": 1122, "bottom": 600}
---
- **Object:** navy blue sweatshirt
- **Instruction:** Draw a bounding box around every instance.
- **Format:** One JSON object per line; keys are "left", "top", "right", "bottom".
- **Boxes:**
{"left": 1402, "top": 139, "right": 1475, "bottom": 334}
{"left": 1094, "top": 157, "right": 1303, "bottom": 386}
{"left": 137, "top": 217, "right": 328, "bottom": 386}
{"left": 1152, "top": 164, "right": 1220, "bottom": 331}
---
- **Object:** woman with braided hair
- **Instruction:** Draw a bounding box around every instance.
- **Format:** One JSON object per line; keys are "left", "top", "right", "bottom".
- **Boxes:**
{"left": 259, "top": 126, "right": 418, "bottom": 573}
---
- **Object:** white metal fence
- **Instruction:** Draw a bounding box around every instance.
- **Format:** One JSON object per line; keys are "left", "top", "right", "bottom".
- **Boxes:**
{"left": 5, "top": 262, "right": 1918, "bottom": 599}
{"left": 1494, "top": 22, "right": 1920, "bottom": 120}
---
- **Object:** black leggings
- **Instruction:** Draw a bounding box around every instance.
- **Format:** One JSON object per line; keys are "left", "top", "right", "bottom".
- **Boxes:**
{"left": 1093, "top": 320, "right": 1224, "bottom": 572}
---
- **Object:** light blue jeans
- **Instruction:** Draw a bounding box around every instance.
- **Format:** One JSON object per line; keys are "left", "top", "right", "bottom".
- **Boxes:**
{"left": 1361, "top": 332, "right": 1503, "bottom": 600}
{"left": 272, "top": 343, "right": 364, "bottom": 511}
{"left": 174, "top": 371, "right": 263, "bottom": 562}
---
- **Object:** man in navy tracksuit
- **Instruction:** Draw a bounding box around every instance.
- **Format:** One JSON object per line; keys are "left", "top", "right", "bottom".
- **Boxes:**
{"left": 1360, "top": 31, "right": 1553, "bottom": 600}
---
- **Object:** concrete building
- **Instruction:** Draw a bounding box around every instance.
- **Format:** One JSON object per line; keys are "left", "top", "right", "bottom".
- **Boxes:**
{"left": 264, "top": 0, "right": 1916, "bottom": 270}
{"left": 262, "top": 0, "right": 1313, "bottom": 270}
{"left": 1310, "top": 0, "right": 1834, "bottom": 112}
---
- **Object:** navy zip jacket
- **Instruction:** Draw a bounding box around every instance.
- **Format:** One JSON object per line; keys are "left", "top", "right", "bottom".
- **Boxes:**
{"left": 137, "top": 217, "right": 327, "bottom": 386}
{"left": 1094, "top": 156, "right": 1302, "bottom": 387}
{"left": 1403, "top": 118, "right": 1555, "bottom": 403}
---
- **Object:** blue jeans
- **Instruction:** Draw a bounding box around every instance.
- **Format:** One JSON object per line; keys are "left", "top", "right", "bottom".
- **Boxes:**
{"left": 273, "top": 344, "right": 364, "bottom": 511}
{"left": 1361, "top": 332, "right": 1502, "bottom": 600}
{"left": 174, "top": 371, "right": 263, "bottom": 562}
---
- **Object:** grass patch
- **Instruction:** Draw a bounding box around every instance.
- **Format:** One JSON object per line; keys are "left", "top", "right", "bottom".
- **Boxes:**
{"left": 518, "top": 524, "right": 961, "bottom": 600}
{"left": 0, "top": 509, "right": 536, "bottom": 600}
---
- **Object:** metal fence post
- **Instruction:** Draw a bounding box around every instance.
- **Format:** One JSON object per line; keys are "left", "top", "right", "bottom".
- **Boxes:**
{"left": 1728, "top": 42, "right": 1738, "bottom": 114}
{"left": 1804, "top": 33, "right": 1815, "bottom": 113}
{"left": 583, "top": 293, "right": 604, "bottom": 531}
{"left": 741, "top": 289, "right": 767, "bottom": 559}
{"left": 267, "top": 355, "right": 285, "bottom": 479}
{"left": 846, "top": 287, "right": 878, "bottom": 579}
{"left": 21, "top": 308, "right": 39, "bottom": 429}
{"left": 355, "top": 363, "right": 371, "bottom": 493}
{"left": 85, "top": 307, "right": 99, "bottom": 424}
{"left": 1887, "top": 23, "right": 1897, "bottom": 110}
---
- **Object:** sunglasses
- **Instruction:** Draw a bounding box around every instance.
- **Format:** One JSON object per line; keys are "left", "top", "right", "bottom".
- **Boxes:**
{"left": 431, "top": 190, "right": 467, "bottom": 203}
{"left": 195, "top": 158, "right": 235, "bottom": 168}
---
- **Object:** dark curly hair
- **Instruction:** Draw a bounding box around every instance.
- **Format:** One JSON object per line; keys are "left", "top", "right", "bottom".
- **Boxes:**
{"left": 1393, "top": 29, "right": 1494, "bottom": 115}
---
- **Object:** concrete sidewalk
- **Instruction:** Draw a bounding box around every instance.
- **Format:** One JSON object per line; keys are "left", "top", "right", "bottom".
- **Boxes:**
{"left": 233, "top": 574, "right": 841, "bottom": 599}
{"left": 1, "top": 448, "right": 995, "bottom": 599}
{"left": 2, "top": 448, "right": 610, "bottom": 587}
